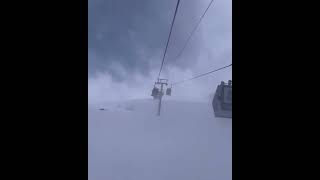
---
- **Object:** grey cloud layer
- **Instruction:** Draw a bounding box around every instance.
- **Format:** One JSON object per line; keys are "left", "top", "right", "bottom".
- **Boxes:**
{"left": 88, "top": 0, "right": 209, "bottom": 80}
{"left": 88, "top": 0, "right": 231, "bottom": 102}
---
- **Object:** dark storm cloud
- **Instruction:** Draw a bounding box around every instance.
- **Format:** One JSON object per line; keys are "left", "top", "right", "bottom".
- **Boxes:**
{"left": 88, "top": 0, "right": 203, "bottom": 80}
{"left": 88, "top": 0, "right": 232, "bottom": 103}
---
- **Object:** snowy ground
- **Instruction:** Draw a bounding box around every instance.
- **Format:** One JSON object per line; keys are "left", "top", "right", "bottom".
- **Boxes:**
{"left": 89, "top": 99, "right": 232, "bottom": 180}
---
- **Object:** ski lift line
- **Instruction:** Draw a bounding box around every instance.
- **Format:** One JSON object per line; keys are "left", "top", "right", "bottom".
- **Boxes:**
{"left": 157, "top": 0, "right": 181, "bottom": 79}
{"left": 171, "top": 63, "right": 232, "bottom": 86}
{"left": 172, "top": 0, "right": 215, "bottom": 62}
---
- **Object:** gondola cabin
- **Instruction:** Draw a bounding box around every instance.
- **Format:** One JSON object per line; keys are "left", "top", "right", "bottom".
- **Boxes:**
{"left": 151, "top": 87, "right": 159, "bottom": 99}
{"left": 212, "top": 80, "right": 232, "bottom": 118}
{"left": 166, "top": 87, "right": 171, "bottom": 96}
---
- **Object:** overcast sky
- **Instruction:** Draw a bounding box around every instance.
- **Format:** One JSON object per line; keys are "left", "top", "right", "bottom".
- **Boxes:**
{"left": 88, "top": 0, "right": 232, "bottom": 104}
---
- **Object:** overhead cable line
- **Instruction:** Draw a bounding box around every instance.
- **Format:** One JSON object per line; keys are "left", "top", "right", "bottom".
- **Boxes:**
{"left": 157, "top": 0, "right": 181, "bottom": 79}
{"left": 173, "top": 0, "right": 215, "bottom": 61}
{"left": 171, "top": 63, "right": 232, "bottom": 86}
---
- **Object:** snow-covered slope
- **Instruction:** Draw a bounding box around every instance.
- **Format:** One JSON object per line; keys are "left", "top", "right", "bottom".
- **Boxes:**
{"left": 89, "top": 99, "right": 232, "bottom": 180}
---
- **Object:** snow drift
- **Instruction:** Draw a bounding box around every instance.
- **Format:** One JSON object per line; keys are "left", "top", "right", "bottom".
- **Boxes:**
{"left": 89, "top": 99, "right": 232, "bottom": 180}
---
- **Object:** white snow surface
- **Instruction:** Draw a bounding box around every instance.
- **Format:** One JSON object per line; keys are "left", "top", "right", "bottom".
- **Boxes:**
{"left": 89, "top": 99, "right": 232, "bottom": 180}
